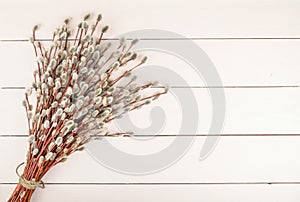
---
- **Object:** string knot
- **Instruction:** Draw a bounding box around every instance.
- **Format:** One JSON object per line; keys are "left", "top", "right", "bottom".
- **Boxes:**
{"left": 16, "top": 162, "right": 45, "bottom": 190}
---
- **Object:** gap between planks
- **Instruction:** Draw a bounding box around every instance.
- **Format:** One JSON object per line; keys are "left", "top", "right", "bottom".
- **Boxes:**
{"left": 1, "top": 86, "right": 300, "bottom": 90}
{"left": 1, "top": 134, "right": 300, "bottom": 138}
{"left": 1, "top": 182, "right": 300, "bottom": 185}
{"left": 2, "top": 37, "right": 300, "bottom": 42}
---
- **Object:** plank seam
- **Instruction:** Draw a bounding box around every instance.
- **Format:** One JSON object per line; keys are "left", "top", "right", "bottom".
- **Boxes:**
{"left": 1, "top": 182, "right": 300, "bottom": 185}
{"left": 1, "top": 134, "right": 300, "bottom": 137}
{"left": 1, "top": 86, "right": 300, "bottom": 90}
{"left": 2, "top": 37, "right": 300, "bottom": 42}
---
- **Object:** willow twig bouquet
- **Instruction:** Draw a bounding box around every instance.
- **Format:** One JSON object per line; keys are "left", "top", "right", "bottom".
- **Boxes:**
{"left": 8, "top": 14, "right": 167, "bottom": 202}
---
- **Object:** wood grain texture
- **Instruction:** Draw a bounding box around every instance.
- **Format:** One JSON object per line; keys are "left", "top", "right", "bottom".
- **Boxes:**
{"left": 1, "top": 0, "right": 300, "bottom": 39}
{"left": 1, "top": 184, "right": 300, "bottom": 202}
{"left": 0, "top": 0, "right": 300, "bottom": 201}
{"left": 1, "top": 40, "right": 300, "bottom": 87}
{"left": 1, "top": 136, "right": 300, "bottom": 183}
{"left": 0, "top": 88, "right": 299, "bottom": 135}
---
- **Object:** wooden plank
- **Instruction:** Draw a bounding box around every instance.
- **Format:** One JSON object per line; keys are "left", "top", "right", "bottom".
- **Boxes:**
{"left": 1, "top": 136, "right": 300, "bottom": 183}
{"left": 1, "top": 40, "right": 300, "bottom": 87}
{"left": 0, "top": 87, "right": 299, "bottom": 135}
{"left": 1, "top": 0, "right": 300, "bottom": 39}
{"left": 1, "top": 184, "right": 300, "bottom": 202}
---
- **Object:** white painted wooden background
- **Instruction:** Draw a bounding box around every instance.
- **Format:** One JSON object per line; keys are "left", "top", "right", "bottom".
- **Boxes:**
{"left": 1, "top": 0, "right": 300, "bottom": 201}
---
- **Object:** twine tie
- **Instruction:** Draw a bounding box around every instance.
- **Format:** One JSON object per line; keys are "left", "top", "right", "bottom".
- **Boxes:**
{"left": 16, "top": 162, "right": 45, "bottom": 190}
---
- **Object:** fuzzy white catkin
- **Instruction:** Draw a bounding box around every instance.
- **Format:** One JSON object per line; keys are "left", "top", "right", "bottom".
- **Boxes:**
{"left": 28, "top": 111, "right": 33, "bottom": 119}
{"left": 56, "top": 147, "right": 62, "bottom": 152}
{"left": 66, "top": 136, "right": 74, "bottom": 144}
{"left": 95, "top": 88, "right": 102, "bottom": 96}
{"left": 94, "top": 96, "right": 102, "bottom": 104}
{"left": 55, "top": 80, "right": 61, "bottom": 90}
{"left": 28, "top": 135, "right": 35, "bottom": 143}
{"left": 107, "top": 97, "right": 113, "bottom": 105}
{"left": 56, "top": 108, "right": 63, "bottom": 116}
{"left": 45, "top": 152, "right": 54, "bottom": 161}
{"left": 22, "top": 100, "right": 27, "bottom": 107}
{"left": 107, "top": 86, "right": 116, "bottom": 93}
{"left": 41, "top": 109, "right": 46, "bottom": 117}
{"left": 51, "top": 114, "right": 57, "bottom": 122}
{"left": 92, "top": 110, "right": 99, "bottom": 117}
{"left": 100, "top": 73, "right": 107, "bottom": 80}
{"left": 93, "top": 75, "right": 100, "bottom": 84}
{"left": 55, "top": 137, "right": 63, "bottom": 146}
{"left": 81, "top": 108, "right": 88, "bottom": 117}
{"left": 49, "top": 59, "right": 57, "bottom": 68}
{"left": 32, "top": 148, "right": 39, "bottom": 156}
{"left": 44, "top": 120, "right": 50, "bottom": 129}
{"left": 69, "top": 104, "right": 75, "bottom": 112}
{"left": 51, "top": 101, "right": 58, "bottom": 108}
{"left": 50, "top": 153, "right": 57, "bottom": 161}
{"left": 48, "top": 142, "right": 55, "bottom": 151}
{"left": 61, "top": 113, "right": 67, "bottom": 120}
{"left": 37, "top": 55, "right": 44, "bottom": 63}
{"left": 80, "top": 56, "right": 86, "bottom": 62}
{"left": 76, "top": 100, "right": 84, "bottom": 108}
{"left": 26, "top": 88, "right": 33, "bottom": 96}
{"left": 73, "top": 85, "right": 80, "bottom": 94}
{"left": 72, "top": 72, "right": 78, "bottom": 80}
{"left": 60, "top": 100, "right": 67, "bottom": 108}
{"left": 81, "top": 83, "right": 89, "bottom": 92}
{"left": 56, "top": 92, "right": 62, "bottom": 100}
{"left": 92, "top": 50, "right": 100, "bottom": 60}
{"left": 41, "top": 83, "right": 48, "bottom": 90}
{"left": 51, "top": 129, "right": 57, "bottom": 136}
{"left": 66, "top": 87, "right": 73, "bottom": 96}
{"left": 38, "top": 156, "right": 45, "bottom": 167}
{"left": 48, "top": 77, "right": 54, "bottom": 87}
{"left": 102, "top": 96, "right": 108, "bottom": 106}
{"left": 101, "top": 110, "right": 110, "bottom": 118}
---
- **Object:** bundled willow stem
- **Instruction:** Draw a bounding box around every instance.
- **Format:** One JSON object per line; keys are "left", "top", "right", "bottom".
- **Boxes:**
{"left": 8, "top": 13, "right": 167, "bottom": 202}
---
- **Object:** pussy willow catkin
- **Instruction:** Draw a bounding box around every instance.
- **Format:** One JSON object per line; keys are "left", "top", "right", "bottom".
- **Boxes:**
{"left": 8, "top": 13, "right": 167, "bottom": 202}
